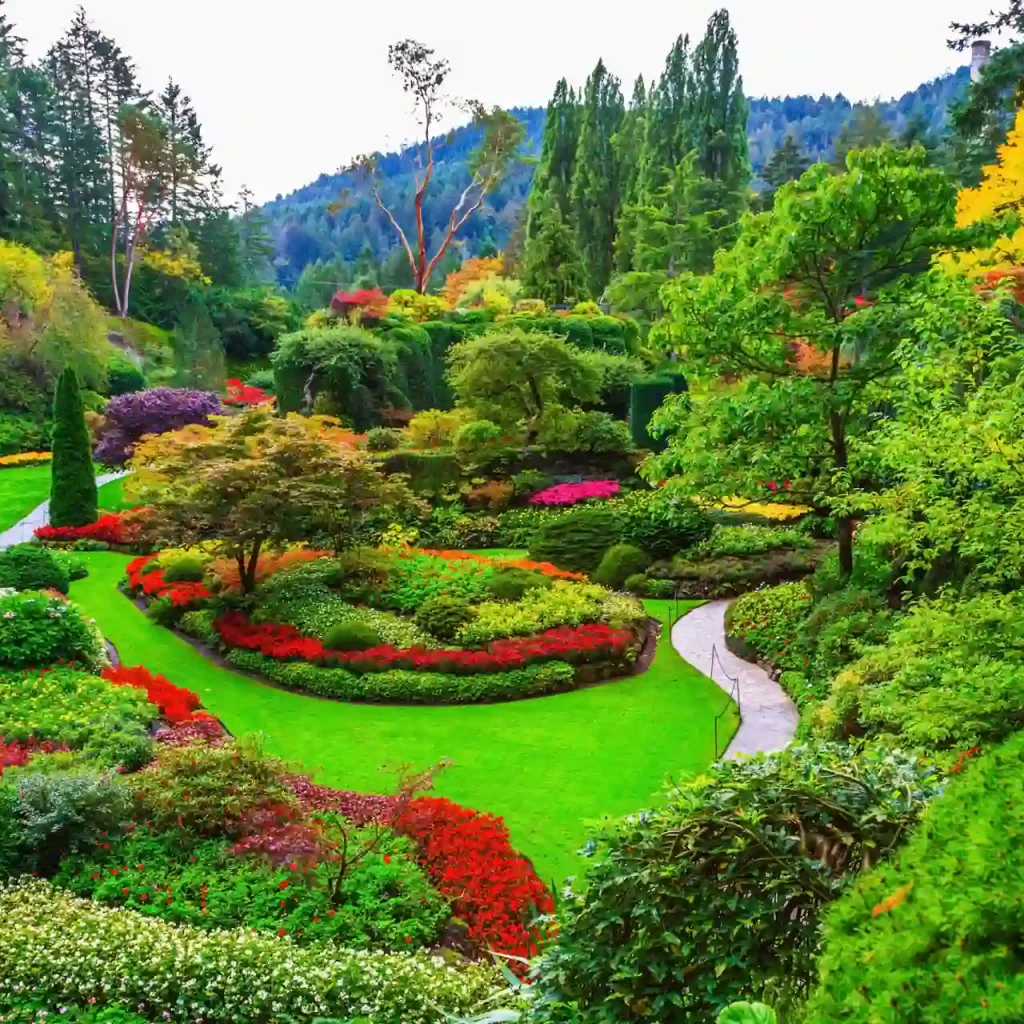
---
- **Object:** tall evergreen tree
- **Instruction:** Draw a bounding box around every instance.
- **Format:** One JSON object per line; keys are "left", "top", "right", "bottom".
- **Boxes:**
{"left": 570, "top": 58, "right": 625, "bottom": 298}
{"left": 527, "top": 78, "right": 580, "bottom": 222}
{"left": 521, "top": 193, "right": 587, "bottom": 306}
{"left": 834, "top": 105, "right": 892, "bottom": 168}
{"left": 636, "top": 34, "right": 692, "bottom": 199}
{"left": 237, "top": 184, "right": 274, "bottom": 284}
{"left": 760, "top": 134, "right": 809, "bottom": 207}
{"left": 49, "top": 367, "right": 97, "bottom": 528}
{"left": 171, "top": 294, "right": 224, "bottom": 390}
{"left": 613, "top": 75, "right": 650, "bottom": 273}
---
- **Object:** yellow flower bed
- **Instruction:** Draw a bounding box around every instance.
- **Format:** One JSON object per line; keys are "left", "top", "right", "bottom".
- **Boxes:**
{"left": 715, "top": 496, "right": 811, "bottom": 521}
{"left": 0, "top": 451, "right": 51, "bottom": 468}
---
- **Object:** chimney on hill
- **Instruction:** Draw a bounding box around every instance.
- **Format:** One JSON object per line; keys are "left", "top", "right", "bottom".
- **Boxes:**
{"left": 971, "top": 39, "right": 992, "bottom": 82}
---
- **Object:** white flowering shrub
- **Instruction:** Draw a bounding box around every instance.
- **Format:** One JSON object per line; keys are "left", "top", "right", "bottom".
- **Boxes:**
{"left": 0, "top": 880, "right": 508, "bottom": 1023}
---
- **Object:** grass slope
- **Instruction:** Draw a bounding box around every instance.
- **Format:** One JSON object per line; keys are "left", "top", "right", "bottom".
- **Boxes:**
{"left": 70, "top": 552, "right": 738, "bottom": 885}
{"left": 96, "top": 476, "right": 132, "bottom": 512}
{"left": 0, "top": 465, "right": 52, "bottom": 532}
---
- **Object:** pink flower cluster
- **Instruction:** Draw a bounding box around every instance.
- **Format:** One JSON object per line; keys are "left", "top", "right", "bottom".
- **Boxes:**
{"left": 529, "top": 479, "right": 620, "bottom": 506}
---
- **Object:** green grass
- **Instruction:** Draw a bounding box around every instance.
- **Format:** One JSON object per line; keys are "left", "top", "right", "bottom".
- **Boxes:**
{"left": 0, "top": 464, "right": 52, "bottom": 532}
{"left": 96, "top": 476, "right": 132, "bottom": 512}
{"left": 70, "top": 552, "right": 738, "bottom": 885}
{"left": 464, "top": 548, "right": 529, "bottom": 560}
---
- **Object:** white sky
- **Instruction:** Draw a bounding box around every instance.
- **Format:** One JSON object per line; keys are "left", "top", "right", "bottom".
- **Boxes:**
{"left": 7, "top": 0, "right": 1006, "bottom": 205}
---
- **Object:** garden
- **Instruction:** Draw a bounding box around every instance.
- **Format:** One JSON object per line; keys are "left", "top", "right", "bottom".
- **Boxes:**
{"left": 5, "top": 12, "right": 1024, "bottom": 1019}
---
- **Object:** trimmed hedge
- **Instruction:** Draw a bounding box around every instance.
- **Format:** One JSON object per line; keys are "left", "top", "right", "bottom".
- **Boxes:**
{"left": 629, "top": 371, "right": 687, "bottom": 451}
{"left": 528, "top": 505, "right": 624, "bottom": 574}
{"left": 804, "top": 728, "right": 1024, "bottom": 1023}
{"left": 226, "top": 648, "right": 578, "bottom": 703}
{"left": 0, "top": 544, "right": 70, "bottom": 594}
{"left": 593, "top": 543, "right": 650, "bottom": 590}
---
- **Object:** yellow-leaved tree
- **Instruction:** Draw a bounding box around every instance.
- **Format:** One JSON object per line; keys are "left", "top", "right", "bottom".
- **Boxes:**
{"left": 949, "top": 106, "right": 1024, "bottom": 276}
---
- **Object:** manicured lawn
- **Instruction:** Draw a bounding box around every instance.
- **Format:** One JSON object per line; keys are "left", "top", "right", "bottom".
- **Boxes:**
{"left": 70, "top": 552, "right": 738, "bottom": 885}
{"left": 96, "top": 475, "right": 132, "bottom": 512}
{"left": 0, "top": 464, "right": 52, "bottom": 532}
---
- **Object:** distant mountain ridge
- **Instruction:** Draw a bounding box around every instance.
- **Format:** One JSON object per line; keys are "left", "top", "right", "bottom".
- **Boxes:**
{"left": 263, "top": 67, "right": 970, "bottom": 287}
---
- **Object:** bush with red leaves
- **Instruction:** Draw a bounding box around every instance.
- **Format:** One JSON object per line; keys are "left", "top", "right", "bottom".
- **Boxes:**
{"left": 35, "top": 511, "right": 145, "bottom": 547}
{"left": 224, "top": 378, "right": 274, "bottom": 407}
{"left": 0, "top": 736, "right": 69, "bottom": 776}
{"left": 125, "top": 562, "right": 211, "bottom": 610}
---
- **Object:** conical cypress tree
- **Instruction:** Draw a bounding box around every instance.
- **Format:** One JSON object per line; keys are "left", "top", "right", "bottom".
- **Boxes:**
{"left": 49, "top": 367, "right": 97, "bottom": 528}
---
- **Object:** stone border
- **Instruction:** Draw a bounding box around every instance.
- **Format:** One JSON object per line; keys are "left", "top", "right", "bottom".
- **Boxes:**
{"left": 670, "top": 599, "right": 798, "bottom": 759}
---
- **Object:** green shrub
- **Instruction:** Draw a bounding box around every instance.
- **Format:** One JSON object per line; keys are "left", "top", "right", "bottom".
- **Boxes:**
{"left": 529, "top": 505, "right": 623, "bottom": 573}
{"left": 227, "top": 648, "right": 578, "bottom": 703}
{"left": 510, "top": 468, "right": 551, "bottom": 496}
{"left": 812, "top": 591, "right": 1024, "bottom": 754}
{"left": 50, "top": 550, "right": 88, "bottom": 581}
{"left": 376, "top": 548, "right": 495, "bottom": 612}
{"left": 614, "top": 488, "right": 711, "bottom": 560}
{"left": 671, "top": 546, "right": 825, "bottom": 600}
{"left": 0, "top": 770, "right": 131, "bottom": 877}
{"left": 696, "top": 524, "right": 814, "bottom": 559}
{"left": 629, "top": 372, "right": 687, "bottom": 451}
{"left": 0, "top": 545, "right": 70, "bottom": 594}
{"left": 0, "top": 667, "right": 153, "bottom": 767}
{"left": 365, "top": 426, "right": 402, "bottom": 451}
{"left": 54, "top": 825, "right": 448, "bottom": 950}
{"left": 724, "top": 583, "right": 813, "bottom": 669}
{"left": 159, "top": 554, "right": 207, "bottom": 583}
{"left": 487, "top": 567, "right": 554, "bottom": 601}
{"left": 453, "top": 418, "right": 509, "bottom": 466}
{"left": 0, "top": 592, "right": 105, "bottom": 670}
{"left": 49, "top": 368, "right": 98, "bottom": 529}
{"left": 0, "top": 879, "right": 503, "bottom": 1023}
{"left": 178, "top": 608, "right": 218, "bottom": 645}
{"left": 494, "top": 505, "right": 564, "bottom": 548}
{"left": 593, "top": 543, "right": 650, "bottom": 589}
{"left": 322, "top": 619, "right": 383, "bottom": 651}
{"left": 105, "top": 355, "right": 146, "bottom": 396}
{"left": 414, "top": 595, "right": 475, "bottom": 642}
{"left": 623, "top": 573, "right": 676, "bottom": 598}
{"left": 539, "top": 744, "right": 942, "bottom": 1023}
{"left": 804, "top": 727, "right": 1024, "bottom": 1023}
{"left": 809, "top": 542, "right": 894, "bottom": 600}
{"left": 0, "top": 413, "right": 49, "bottom": 456}
{"left": 378, "top": 449, "right": 462, "bottom": 497}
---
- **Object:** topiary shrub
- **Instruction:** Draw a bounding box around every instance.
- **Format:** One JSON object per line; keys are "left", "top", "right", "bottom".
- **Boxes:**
{"left": 538, "top": 744, "right": 943, "bottom": 1023}
{"left": 322, "top": 619, "right": 382, "bottom": 651}
{"left": 106, "top": 355, "right": 146, "bottom": 396}
{"left": 593, "top": 543, "right": 651, "bottom": 589}
{"left": 160, "top": 554, "right": 208, "bottom": 584}
{"left": 414, "top": 596, "right": 475, "bottom": 643}
{"left": 49, "top": 368, "right": 98, "bottom": 529}
{"left": 614, "top": 488, "right": 711, "bottom": 560}
{"left": 487, "top": 567, "right": 553, "bottom": 602}
{"left": 804, "top": 727, "right": 1024, "bottom": 1024}
{"left": 365, "top": 427, "right": 402, "bottom": 452}
{"left": 0, "top": 544, "right": 70, "bottom": 594}
{"left": 528, "top": 505, "right": 623, "bottom": 574}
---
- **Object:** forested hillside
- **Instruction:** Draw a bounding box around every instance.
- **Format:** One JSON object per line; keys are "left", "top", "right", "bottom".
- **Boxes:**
{"left": 263, "top": 67, "right": 970, "bottom": 286}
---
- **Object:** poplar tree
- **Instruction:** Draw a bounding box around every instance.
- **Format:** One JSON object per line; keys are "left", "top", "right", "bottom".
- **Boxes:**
{"left": 521, "top": 193, "right": 587, "bottom": 306}
{"left": 613, "top": 75, "right": 650, "bottom": 273}
{"left": 570, "top": 58, "right": 624, "bottom": 298}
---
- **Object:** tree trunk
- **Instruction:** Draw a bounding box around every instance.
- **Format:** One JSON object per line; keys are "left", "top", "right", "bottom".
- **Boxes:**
{"left": 837, "top": 515, "right": 854, "bottom": 578}
{"left": 241, "top": 539, "right": 263, "bottom": 593}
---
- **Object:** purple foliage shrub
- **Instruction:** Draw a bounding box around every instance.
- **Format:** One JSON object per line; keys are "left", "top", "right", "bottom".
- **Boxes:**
{"left": 94, "top": 387, "right": 222, "bottom": 466}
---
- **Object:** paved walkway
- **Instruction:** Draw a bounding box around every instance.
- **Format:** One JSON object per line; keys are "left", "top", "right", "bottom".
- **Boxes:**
{"left": 0, "top": 471, "right": 128, "bottom": 549}
{"left": 672, "top": 599, "right": 798, "bottom": 759}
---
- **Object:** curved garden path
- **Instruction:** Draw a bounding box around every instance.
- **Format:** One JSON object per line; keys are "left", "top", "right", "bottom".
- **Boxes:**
{"left": 671, "top": 599, "right": 798, "bottom": 759}
{"left": 0, "top": 470, "right": 128, "bottom": 549}
{"left": 67, "top": 552, "right": 740, "bottom": 885}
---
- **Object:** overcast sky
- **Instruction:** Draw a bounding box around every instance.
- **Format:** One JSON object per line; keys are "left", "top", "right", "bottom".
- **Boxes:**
{"left": 7, "top": 0, "right": 1006, "bottom": 205}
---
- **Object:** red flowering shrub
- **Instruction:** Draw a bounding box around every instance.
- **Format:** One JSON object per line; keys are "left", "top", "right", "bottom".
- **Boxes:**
{"left": 126, "top": 565, "right": 211, "bottom": 610}
{"left": 101, "top": 664, "right": 213, "bottom": 726}
{"left": 35, "top": 510, "right": 146, "bottom": 546}
{"left": 396, "top": 796, "right": 553, "bottom": 965}
{"left": 331, "top": 288, "right": 388, "bottom": 321}
{"left": 0, "top": 736, "right": 69, "bottom": 776}
{"left": 224, "top": 378, "right": 275, "bottom": 407}
{"left": 214, "top": 612, "right": 634, "bottom": 676}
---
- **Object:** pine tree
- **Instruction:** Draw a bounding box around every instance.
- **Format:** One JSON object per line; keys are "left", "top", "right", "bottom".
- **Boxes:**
{"left": 637, "top": 34, "right": 692, "bottom": 200}
{"left": 521, "top": 193, "right": 587, "bottom": 306}
{"left": 570, "top": 58, "right": 624, "bottom": 298}
{"left": 834, "top": 105, "right": 892, "bottom": 168}
{"left": 49, "top": 367, "right": 97, "bottom": 528}
{"left": 760, "top": 134, "right": 810, "bottom": 208}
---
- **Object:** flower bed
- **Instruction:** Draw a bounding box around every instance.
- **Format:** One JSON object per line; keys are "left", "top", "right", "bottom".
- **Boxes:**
{"left": 0, "top": 451, "right": 50, "bottom": 468}
{"left": 415, "top": 547, "right": 587, "bottom": 581}
{"left": 0, "top": 880, "right": 504, "bottom": 1024}
{"left": 35, "top": 510, "right": 145, "bottom": 548}
{"left": 530, "top": 479, "right": 620, "bottom": 506}
{"left": 125, "top": 556, "right": 212, "bottom": 610}
{"left": 214, "top": 611, "right": 635, "bottom": 676}
{"left": 101, "top": 664, "right": 215, "bottom": 726}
